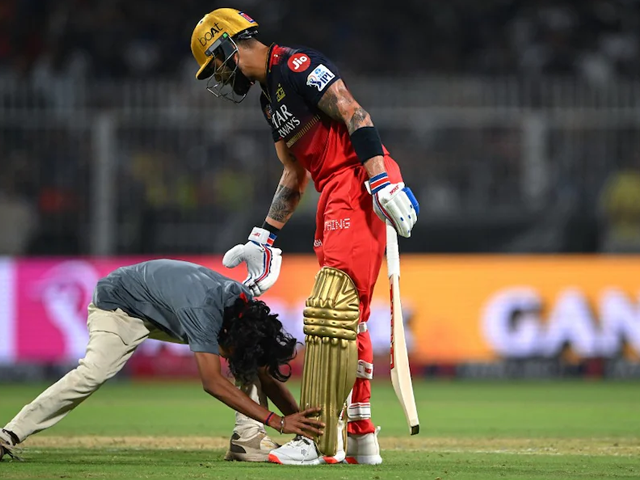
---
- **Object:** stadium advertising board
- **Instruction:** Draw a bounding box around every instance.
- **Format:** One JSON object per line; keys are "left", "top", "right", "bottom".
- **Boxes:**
{"left": 0, "top": 256, "right": 639, "bottom": 366}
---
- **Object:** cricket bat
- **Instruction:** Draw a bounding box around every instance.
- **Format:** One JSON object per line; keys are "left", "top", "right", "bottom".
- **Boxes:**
{"left": 386, "top": 223, "right": 420, "bottom": 435}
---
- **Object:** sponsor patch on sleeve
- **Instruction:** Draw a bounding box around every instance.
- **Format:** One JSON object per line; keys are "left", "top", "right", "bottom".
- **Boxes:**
{"left": 288, "top": 53, "right": 311, "bottom": 72}
{"left": 306, "top": 64, "right": 336, "bottom": 91}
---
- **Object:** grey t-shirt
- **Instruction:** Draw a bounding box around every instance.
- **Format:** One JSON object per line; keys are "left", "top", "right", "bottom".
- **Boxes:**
{"left": 93, "top": 259, "right": 251, "bottom": 354}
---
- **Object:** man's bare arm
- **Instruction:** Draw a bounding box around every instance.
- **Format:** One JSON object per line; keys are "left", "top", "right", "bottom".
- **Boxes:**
{"left": 194, "top": 352, "right": 323, "bottom": 438}
{"left": 317, "top": 79, "right": 385, "bottom": 177}
{"left": 265, "top": 140, "right": 309, "bottom": 229}
{"left": 258, "top": 367, "right": 299, "bottom": 416}
{"left": 195, "top": 352, "right": 275, "bottom": 423}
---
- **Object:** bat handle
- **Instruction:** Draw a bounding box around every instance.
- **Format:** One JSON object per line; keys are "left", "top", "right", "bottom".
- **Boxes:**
{"left": 386, "top": 222, "right": 400, "bottom": 278}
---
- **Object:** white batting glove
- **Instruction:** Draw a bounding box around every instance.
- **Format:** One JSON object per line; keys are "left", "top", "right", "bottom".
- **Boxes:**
{"left": 367, "top": 172, "right": 420, "bottom": 238}
{"left": 222, "top": 227, "right": 282, "bottom": 297}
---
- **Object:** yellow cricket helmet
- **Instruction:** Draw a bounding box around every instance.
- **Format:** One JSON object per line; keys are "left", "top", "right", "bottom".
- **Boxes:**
{"left": 191, "top": 8, "right": 258, "bottom": 80}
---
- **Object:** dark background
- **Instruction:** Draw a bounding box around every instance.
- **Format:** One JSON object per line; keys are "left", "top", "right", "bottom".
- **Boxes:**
{"left": 2, "top": 0, "right": 640, "bottom": 255}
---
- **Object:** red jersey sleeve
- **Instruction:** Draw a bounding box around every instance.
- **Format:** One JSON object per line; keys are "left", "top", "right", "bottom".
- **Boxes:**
{"left": 283, "top": 48, "right": 341, "bottom": 106}
{"left": 259, "top": 92, "right": 282, "bottom": 142}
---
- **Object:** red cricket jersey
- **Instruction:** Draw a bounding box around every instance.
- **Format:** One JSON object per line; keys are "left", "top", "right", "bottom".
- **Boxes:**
{"left": 259, "top": 44, "right": 389, "bottom": 192}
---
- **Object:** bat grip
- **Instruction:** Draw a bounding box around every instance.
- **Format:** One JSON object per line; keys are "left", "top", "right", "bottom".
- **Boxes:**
{"left": 386, "top": 222, "right": 400, "bottom": 278}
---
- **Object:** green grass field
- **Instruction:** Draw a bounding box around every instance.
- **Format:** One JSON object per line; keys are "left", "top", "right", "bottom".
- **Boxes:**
{"left": 1, "top": 380, "right": 639, "bottom": 479}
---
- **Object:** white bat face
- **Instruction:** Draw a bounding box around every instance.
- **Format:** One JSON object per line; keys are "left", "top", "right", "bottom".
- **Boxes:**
{"left": 387, "top": 224, "right": 420, "bottom": 435}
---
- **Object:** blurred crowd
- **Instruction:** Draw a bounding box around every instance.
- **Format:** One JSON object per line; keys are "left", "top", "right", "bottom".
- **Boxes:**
{"left": 1, "top": 0, "right": 640, "bottom": 81}
{"left": 3, "top": 118, "right": 640, "bottom": 255}
{"left": 2, "top": 0, "right": 640, "bottom": 255}
{"left": 0, "top": 128, "right": 91, "bottom": 254}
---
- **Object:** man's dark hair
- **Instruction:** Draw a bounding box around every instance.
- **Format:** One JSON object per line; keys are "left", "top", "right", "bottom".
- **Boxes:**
{"left": 218, "top": 297, "right": 297, "bottom": 384}
{"left": 234, "top": 28, "right": 259, "bottom": 47}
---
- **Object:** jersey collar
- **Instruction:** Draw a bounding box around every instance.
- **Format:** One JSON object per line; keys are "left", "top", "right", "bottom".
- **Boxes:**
{"left": 267, "top": 44, "right": 288, "bottom": 72}
{"left": 267, "top": 43, "right": 277, "bottom": 73}
{"left": 262, "top": 44, "right": 287, "bottom": 102}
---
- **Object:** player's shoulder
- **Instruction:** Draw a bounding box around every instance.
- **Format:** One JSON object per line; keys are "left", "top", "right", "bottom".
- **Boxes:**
{"left": 275, "top": 45, "right": 340, "bottom": 96}
{"left": 276, "top": 45, "right": 335, "bottom": 75}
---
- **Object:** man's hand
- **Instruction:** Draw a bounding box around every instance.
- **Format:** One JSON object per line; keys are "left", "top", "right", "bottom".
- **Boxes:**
{"left": 271, "top": 407, "right": 325, "bottom": 439}
{"left": 367, "top": 172, "right": 420, "bottom": 238}
{"left": 223, "top": 227, "right": 282, "bottom": 296}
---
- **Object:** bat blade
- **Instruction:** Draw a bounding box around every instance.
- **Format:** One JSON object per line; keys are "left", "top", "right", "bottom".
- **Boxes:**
{"left": 387, "top": 224, "right": 420, "bottom": 435}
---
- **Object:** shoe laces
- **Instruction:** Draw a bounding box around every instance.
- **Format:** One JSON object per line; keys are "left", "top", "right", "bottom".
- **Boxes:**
{"left": 289, "top": 435, "right": 314, "bottom": 448}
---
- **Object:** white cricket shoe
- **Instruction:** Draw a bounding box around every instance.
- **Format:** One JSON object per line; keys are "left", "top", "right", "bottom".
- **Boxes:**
{"left": 224, "top": 429, "right": 279, "bottom": 462}
{"left": 269, "top": 419, "right": 347, "bottom": 465}
{"left": 268, "top": 436, "right": 323, "bottom": 465}
{"left": 345, "top": 426, "right": 383, "bottom": 465}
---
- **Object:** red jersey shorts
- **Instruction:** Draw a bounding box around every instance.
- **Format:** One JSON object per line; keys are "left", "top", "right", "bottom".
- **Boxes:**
{"left": 313, "top": 156, "right": 403, "bottom": 322}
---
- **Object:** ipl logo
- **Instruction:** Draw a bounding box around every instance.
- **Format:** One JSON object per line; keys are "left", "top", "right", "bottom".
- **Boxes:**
{"left": 306, "top": 64, "right": 335, "bottom": 91}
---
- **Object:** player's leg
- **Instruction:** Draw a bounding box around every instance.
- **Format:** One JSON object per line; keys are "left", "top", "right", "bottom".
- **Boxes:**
{"left": 309, "top": 186, "right": 355, "bottom": 462}
{"left": 268, "top": 187, "right": 356, "bottom": 466}
{"left": 0, "top": 305, "right": 150, "bottom": 448}
{"left": 224, "top": 379, "right": 279, "bottom": 462}
{"left": 269, "top": 266, "right": 358, "bottom": 465}
{"left": 320, "top": 174, "right": 382, "bottom": 422}
{"left": 324, "top": 159, "right": 403, "bottom": 464}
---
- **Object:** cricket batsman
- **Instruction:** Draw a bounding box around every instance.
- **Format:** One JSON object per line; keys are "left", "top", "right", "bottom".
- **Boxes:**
{"left": 191, "top": 8, "right": 419, "bottom": 465}
{"left": 0, "top": 259, "right": 324, "bottom": 462}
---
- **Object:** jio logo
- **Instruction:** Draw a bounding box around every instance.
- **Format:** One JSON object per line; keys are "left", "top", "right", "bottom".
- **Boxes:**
{"left": 288, "top": 54, "right": 310, "bottom": 72}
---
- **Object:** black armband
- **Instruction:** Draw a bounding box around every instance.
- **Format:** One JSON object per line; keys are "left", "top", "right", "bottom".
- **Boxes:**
{"left": 262, "top": 221, "right": 281, "bottom": 236}
{"left": 350, "top": 126, "right": 384, "bottom": 164}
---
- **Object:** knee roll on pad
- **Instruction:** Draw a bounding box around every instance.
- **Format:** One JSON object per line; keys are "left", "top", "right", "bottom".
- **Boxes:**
{"left": 300, "top": 267, "right": 360, "bottom": 456}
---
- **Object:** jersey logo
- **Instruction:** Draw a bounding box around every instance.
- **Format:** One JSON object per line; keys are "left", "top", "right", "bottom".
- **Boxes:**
{"left": 306, "top": 64, "right": 335, "bottom": 91}
{"left": 276, "top": 83, "right": 286, "bottom": 102}
{"left": 288, "top": 53, "right": 311, "bottom": 72}
{"left": 198, "top": 23, "right": 222, "bottom": 46}
{"left": 270, "top": 104, "right": 301, "bottom": 138}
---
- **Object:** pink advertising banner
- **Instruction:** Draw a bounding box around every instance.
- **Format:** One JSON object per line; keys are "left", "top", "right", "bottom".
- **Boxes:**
{"left": 0, "top": 256, "right": 405, "bottom": 367}
{"left": 3, "top": 255, "right": 639, "bottom": 369}
{"left": 0, "top": 257, "right": 230, "bottom": 363}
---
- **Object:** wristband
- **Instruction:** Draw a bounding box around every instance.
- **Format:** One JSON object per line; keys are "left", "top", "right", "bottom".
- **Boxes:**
{"left": 350, "top": 126, "right": 384, "bottom": 164}
{"left": 261, "top": 221, "right": 281, "bottom": 236}
{"left": 369, "top": 172, "right": 391, "bottom": 194}
{"left": 264, "top": 412, "right": 275, "bottom": 426}
{"left": 279, "top": 416, "right": 285, "bottom": 434}
{"left": 249, "top": 226, "right": 277, "bottom": 246}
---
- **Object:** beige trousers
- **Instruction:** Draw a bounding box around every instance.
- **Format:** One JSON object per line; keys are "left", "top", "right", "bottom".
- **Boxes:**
{"left": 4, "top": 304, "right": 265, "bottom": 443}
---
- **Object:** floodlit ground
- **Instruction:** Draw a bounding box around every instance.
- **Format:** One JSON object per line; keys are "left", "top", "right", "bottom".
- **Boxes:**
{"left": 1, "top": 380, "right": 639, "bottom": 479}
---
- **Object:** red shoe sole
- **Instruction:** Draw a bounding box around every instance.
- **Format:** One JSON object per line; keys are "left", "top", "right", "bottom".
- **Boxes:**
{"left": 268, "top": 453, "right": 283, "bottom": 464}
{"left": 345, "top": 457, "right": 359, "bottom": 464}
